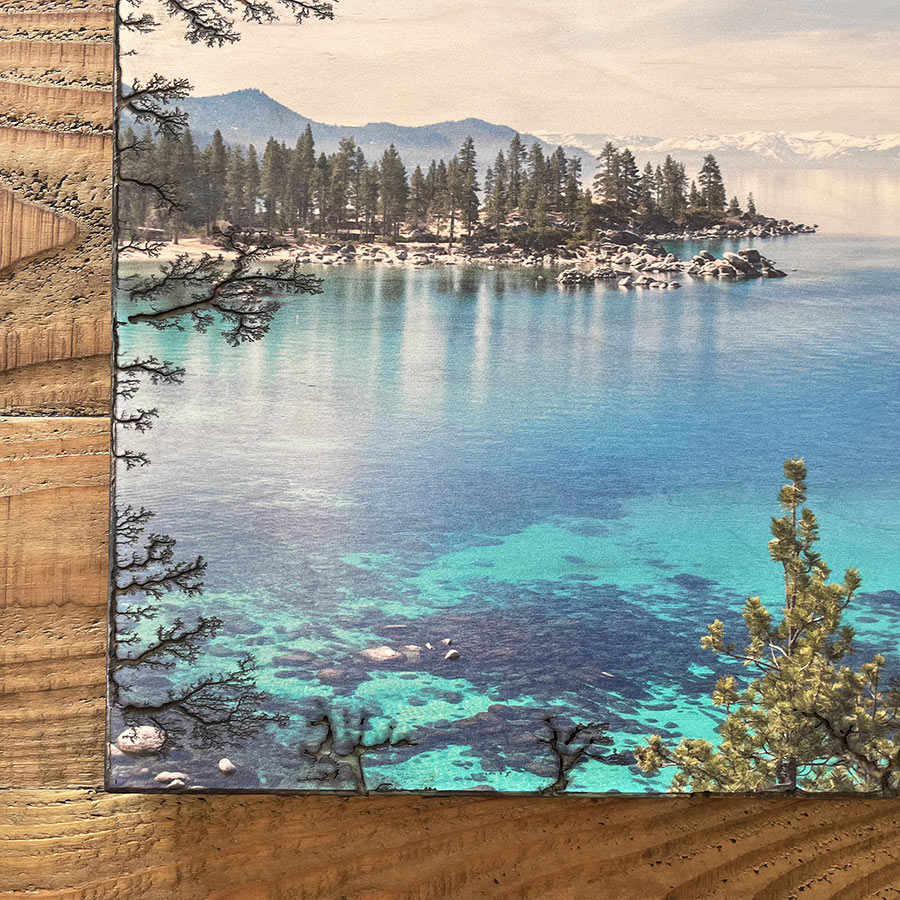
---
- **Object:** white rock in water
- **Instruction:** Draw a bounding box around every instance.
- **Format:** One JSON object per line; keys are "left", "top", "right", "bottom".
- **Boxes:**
{"left": 360, "top": 645, "right": 403, "bottom": 662}
{"left": 218, "top": 758, "right": 237, "bottom": 775}
{"left": 441, "top": 638, "right": 452, "bottom": 646}
{"left": 108, "top": 742, "right": 125, "bottom": 759}
{"left": 403, "top": 645, "right": 422, "bottom": 652}
{"left": 444, "top": 649, "right": 461, "bottom": 661}
{"left": 425, "top": 643, "right": 434, "bottom": 650}
{"left": 154, "top": 770, "right": 187, "bottom": 783}
{"left": 165, "top": 779, "right": 186, "bottom": 789}
{"left": 116, "top": 725, "right": 166, "bottom": 755}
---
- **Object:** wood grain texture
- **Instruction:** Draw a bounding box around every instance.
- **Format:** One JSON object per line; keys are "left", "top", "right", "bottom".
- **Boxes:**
{"left": 2, "top": 4, "right": 900, "bottom": 899}
{"left": 0, "top": 7, "right": 111, "bottom": 417}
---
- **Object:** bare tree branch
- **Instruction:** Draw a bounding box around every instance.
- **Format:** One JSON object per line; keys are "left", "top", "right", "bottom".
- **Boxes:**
{"left": 123, "top": 228, "right": 323, "bottom": 346}
{"left": 537, "top": 716, "right": 614, "bottom": 795}
{"left": 115, "top": 449, "right": 151, "bottom": 470}
{"left": 302, "top": 708, "right": 414, "bottom": 793}
{"left": 118, "top": 237, "right": 165, "bottom": 257}
{"left": 117, "top": 356, "right": 186, "bottom": 400}
{"left": 119, "top": 74, "right": 192, "bottom": 136}
{"left": 115, "top": 407, "right": 159, "bottom": 432}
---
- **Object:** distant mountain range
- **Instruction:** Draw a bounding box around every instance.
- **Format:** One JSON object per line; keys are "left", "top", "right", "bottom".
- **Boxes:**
{"left": 538, "top": 131, "right": 900, "bottom": 173}
{"left": 179, "top": 89, "right": 587, "bottom": 175}
{"left": 180, "top": 89, "right": 900, "bottom": 176}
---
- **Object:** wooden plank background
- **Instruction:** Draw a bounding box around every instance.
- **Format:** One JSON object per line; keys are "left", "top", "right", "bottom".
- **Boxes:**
{"left": 2, "top": 4, "right": 900, "bottom": 897}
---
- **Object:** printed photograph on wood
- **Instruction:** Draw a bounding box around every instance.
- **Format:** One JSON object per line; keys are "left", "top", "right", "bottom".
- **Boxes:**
{"left": 109, "top": 0, "right": 900, "bottom": 794}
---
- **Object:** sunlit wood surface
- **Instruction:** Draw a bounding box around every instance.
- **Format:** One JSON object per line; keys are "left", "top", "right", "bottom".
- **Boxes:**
{"left": 2, "top": 4, "right": 900, "bottom": 898}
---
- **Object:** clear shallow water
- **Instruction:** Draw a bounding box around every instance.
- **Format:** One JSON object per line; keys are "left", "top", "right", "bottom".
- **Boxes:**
{"left": 114, "top": 233, "right": 900, "bottom": 792}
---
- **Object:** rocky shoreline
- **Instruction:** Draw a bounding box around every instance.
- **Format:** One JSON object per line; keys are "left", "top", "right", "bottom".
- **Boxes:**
{"left": 646, "top": 216, "right": 816, "bottom": 242}
{"left": 139, "top": 219, "right": 811, "bottom": 284}
{"left": 556, "top": 243, "right": 787, "bottom": 289}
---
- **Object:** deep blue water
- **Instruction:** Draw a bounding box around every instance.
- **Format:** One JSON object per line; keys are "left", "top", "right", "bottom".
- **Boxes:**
{"left": 113, "top": 234, "right": 900, "bottom": 792}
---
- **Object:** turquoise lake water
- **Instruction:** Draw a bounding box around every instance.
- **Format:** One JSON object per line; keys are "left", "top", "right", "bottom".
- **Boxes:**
{"left": 113, "top": 233, "right": 900, "bottom": 792}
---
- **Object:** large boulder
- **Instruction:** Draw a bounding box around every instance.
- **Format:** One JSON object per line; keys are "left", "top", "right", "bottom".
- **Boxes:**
{"left": 723, "top": 251, "right": 751, "bottom": 273}
{"left": 116, "top": 725, "right": 167, "bottom": 755}
{"left": 738, "top": 248, "right": 762, "bottom": 264}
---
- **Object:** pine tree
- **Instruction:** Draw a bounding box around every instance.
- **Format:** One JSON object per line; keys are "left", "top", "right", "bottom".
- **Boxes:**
{"left": 244, "top": 144, "right": 261, "bottom": 227}
{"left": 224, "top": 145, "right": 246, "bottom": 225}
{"left": 352, "top": 146, "right": 366, "bottom": 229}
{"left": 688, "top": 180, "right": 701, "bottom": 209}
{"left": 424, "top": 160, "right": 439, "bottom": 212}
{"left": 433, "top": 159, "right": 448, "bottom": 236}
{"left": 659, "top": 155, "right": 686, "bottom": 221}
{"left": 329, "top": 136, "right": 358, "bottom": 234}
{"left": 524, "top": 142, "right": 546, "bottom": 223}
{"left": 358, "top": 162, "right": 379, "bottom": 235}
{"left": 260, "top": 137, "right": 285, "bottom": 231}
{"left": 636, "top": 459, "right": 900, "bottom": 794}
{"left": 407, "top": 165, "right": 428, "bottom": 228}
{"left": 747, "top": 192, "right": 758, "bottom": 219}
{"left": 290, "top": 125, "right": 316, "bottom": 229}
{"left": 548, "top": 146, "right": 568, "bottom": 212}
{"left": 618, "top": 148, "right": 640, "bottom": 216}
{"left": 157, "top": 127, "right": 200, "bottom": 241}
{"left": 637, "top": 161, "right": 656, "bottom": 218}
{"left": 312, "top": 151, "right": 330, "bottom": 234}
{"left": 457, "top": 136, "right": 480, "bottom": 237}
{"left": 593, "top": 142, "right": 622, "bottom": 212}
{"left": 507, "top": 133, "right": 527, "bottom": 210}
{"left": 728, "top": 195, "right": 743, "bottom": 218}
{"left": 564, "top": 156, "right": 582, "bottom": 222}
{"left": 200, "top": 129, "right": 227, "bottom": 233}
{"left": 485, "top": 150, "right": 508, "bottom": 229}
{"left": 276, "top": 141, "right": 292, "bottom": 231}
{"left": 379, "top": 144, "right": 408, "bottom": 239}
{"left": 576, "top": 188, "right": 596, "bottom": 236}
{"left": 698, "top": 153, "right": 727, "bottom": 215}
{"left": 443, "top": 157, "right": 461, "bottom": 243}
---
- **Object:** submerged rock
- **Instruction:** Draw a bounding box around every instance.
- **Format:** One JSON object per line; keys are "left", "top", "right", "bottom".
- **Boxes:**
{"left": 154, "top": 770, "right": 187, "bottom": 783}
{"left": 444, "top": 649, "right": 461, "bottom": 661}
{"left": 360, "top": 645, "right": 403, "bottom": 662}
{"left": 218, "top": 758, "right": 237, "bottom": 775}
{"left": 316, "top": 667, "right": 345, "bottom": 681}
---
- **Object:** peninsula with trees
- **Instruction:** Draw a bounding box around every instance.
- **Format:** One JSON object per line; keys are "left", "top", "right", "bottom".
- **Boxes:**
{"left": 120, "top": 117, "right": 816, "bottom": 283}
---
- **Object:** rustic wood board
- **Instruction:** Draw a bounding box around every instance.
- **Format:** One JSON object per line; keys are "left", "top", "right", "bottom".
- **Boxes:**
{"left": 2, "top": 4, "right": 900, "bottom": 898}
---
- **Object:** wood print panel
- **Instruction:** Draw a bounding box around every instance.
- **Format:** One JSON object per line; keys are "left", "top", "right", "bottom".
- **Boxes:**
{"left": 2, "top": 2, "right": 900, "bottom": 898}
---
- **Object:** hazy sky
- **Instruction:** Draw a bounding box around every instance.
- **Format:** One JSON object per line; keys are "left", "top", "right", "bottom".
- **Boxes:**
{"left": 125, "top": 0, "right": 900, "bottom": 135}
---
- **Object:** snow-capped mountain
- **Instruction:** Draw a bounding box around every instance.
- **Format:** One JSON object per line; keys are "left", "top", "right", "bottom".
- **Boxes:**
{"left": 537, "top": 131, "right": 900, "bottom": 170}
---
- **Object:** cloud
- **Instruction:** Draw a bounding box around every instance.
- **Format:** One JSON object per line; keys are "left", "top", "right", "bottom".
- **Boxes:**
{"left": 124, "top": 0, "right": 900, "bottom": 135}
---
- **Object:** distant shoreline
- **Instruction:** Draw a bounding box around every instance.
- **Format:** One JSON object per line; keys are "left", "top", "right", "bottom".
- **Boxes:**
{"left": 121, "top": 223, "right": 806, "bottom": 288}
